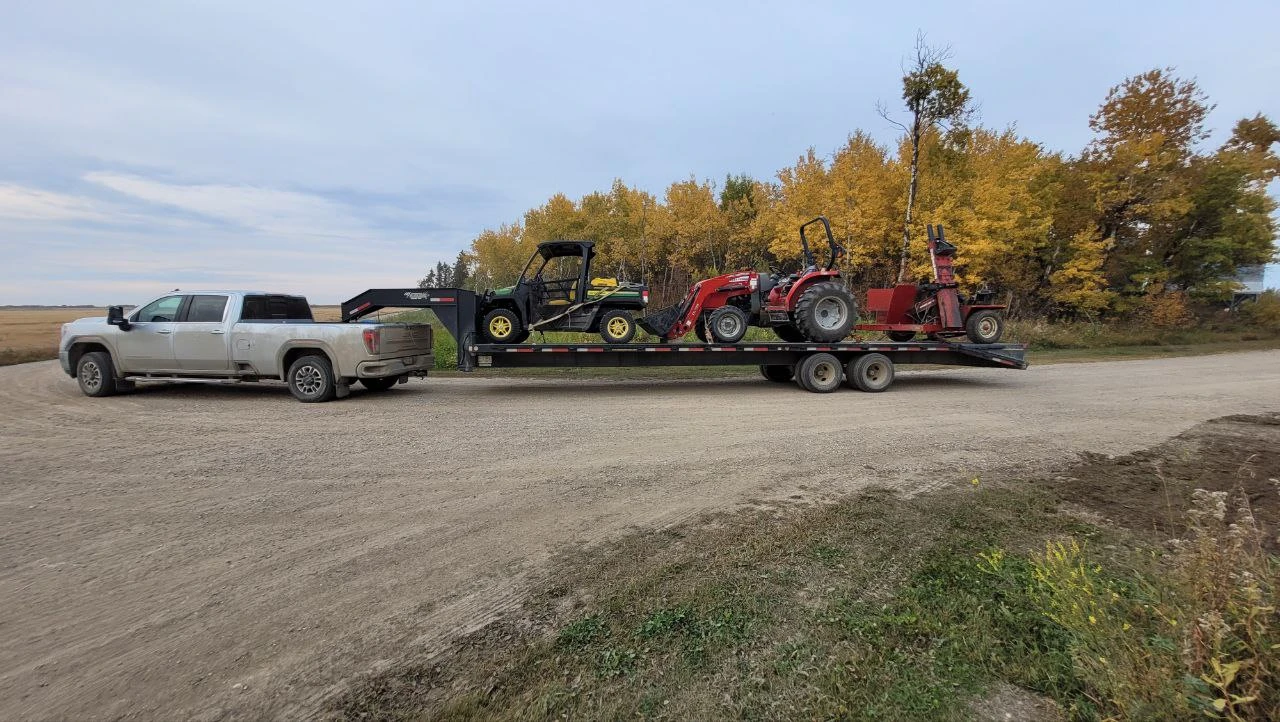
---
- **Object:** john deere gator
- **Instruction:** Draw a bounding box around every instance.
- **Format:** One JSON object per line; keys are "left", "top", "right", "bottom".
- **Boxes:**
{"left": 477, "top": 241, "right": 649, "bottom": 344}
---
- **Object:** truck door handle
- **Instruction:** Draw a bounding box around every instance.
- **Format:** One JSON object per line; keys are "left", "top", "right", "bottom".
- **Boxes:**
{"left": 210, "top": 330, "right": 225, "bottom": 335}
{"left": 157, "top": 329, "right": 171, "bottom": 334}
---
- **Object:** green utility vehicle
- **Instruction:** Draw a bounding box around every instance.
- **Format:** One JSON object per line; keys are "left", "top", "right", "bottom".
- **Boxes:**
{"left": 478, "top": 241, "right": 649, "bottom": 344}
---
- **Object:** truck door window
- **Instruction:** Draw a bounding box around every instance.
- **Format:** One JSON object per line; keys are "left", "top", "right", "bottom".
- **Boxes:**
{"left": 184, "top": 295, "right": 228, "bottom": 323}
{"left": 241, "top": 295, "right": 314, "bottom": 321}
{"left": 132, "top": 295, "right": 183, "bottom": 323}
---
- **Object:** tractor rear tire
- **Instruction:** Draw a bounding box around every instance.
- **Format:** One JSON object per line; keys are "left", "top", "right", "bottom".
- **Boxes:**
{"left": 795, "top": 353, "right": 843, "bottom": 393}
{"left": 772, "top": 324, "right": 805, "bottom": 343}
{"left": 759, "top": 364, "right": 794, "bottom": 383}
{"left": 846, "top": 353, "right": 894, "bottom": 392}
{"left": 965, "top": 310, "right": 1005, "bottom": 344}
{"left": 886, "top": 330, "right": 916, "bottom": 342}
{"left": 599, "top": 309, "right": 636, "bottom": 344}
{"left": 708, "top": 306, "right": 748, "bottom": 343}
{"left": 793, "top": 282, "right": 857, "bottom": 342}
{"left": 482, "top": 308, "right": 523, "bottom": 344}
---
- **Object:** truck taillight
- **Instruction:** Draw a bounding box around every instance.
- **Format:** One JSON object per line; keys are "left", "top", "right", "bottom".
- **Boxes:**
{"left": 362, "top": 327, "right": 380, "bottom": 354}
{"left": 642, "top": 290, "right": 649, "bottom": 305}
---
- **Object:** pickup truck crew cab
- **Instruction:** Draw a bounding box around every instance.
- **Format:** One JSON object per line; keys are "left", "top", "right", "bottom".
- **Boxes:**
{"left": 59, "top": 291, "right": 433, "bottom": 402}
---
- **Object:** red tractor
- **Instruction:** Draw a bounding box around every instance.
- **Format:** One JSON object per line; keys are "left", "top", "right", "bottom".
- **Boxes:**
{"left": 855, "top": 224, "right": 1007, "bottom": 343}
{"left": 639, "top": 217, "right": 858, "bottom": 343}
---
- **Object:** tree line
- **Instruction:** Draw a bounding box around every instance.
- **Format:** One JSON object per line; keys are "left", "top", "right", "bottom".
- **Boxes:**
{"left": 429, "top": 62, "right": 1277, "bottom": 320}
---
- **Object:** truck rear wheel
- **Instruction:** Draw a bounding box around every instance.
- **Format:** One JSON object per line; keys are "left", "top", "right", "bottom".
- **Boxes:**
{"left": 846, "top": 353, "right": 894, "bottom": 392}
{"left": 76, "top": 351, "right": 119, "bottom": 397}
{"left": 965, "top": 310, "right": 1004, "bottom": 344}
{"left": 793, "top": 282, "right": 857, "bottom": 342}
{"left": 759, "top": 364, "right": 794, "bottom": 383}
{"left": 795, "top": 352, "right": 843, "bottom": 393}
{"left": 288, "top": 354, "right": 337, "bottom": 403}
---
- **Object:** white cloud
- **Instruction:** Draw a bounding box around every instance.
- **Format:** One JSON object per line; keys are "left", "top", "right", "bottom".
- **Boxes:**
{"left": 0, "top": 184, "right": 130, "bottom": 224}
{"left": 83, "top": 172, "right": 377, "bottom": 240}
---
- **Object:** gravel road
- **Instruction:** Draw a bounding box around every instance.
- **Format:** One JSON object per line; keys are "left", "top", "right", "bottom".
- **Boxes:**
{"left": 2, "top": 351, "right": 1279, "bottom": 720}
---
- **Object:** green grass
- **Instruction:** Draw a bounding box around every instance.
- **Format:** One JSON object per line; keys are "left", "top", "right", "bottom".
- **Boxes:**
{"left": 338, "top": 414, "right": 1280, "bottom": 720}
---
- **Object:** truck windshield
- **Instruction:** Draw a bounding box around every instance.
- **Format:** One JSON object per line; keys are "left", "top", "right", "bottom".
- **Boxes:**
{"left": 240, "top": 295, "right": 314, "bottom": 321}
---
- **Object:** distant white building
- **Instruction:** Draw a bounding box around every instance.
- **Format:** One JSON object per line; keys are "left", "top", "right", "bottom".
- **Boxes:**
{"left": 1233, "top": 265, "right": 1267, "bottom": 307}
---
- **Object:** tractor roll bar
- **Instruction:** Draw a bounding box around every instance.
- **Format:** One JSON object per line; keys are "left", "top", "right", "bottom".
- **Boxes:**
{"left": 798, "top": 216, "right": 845, "bottom": 271}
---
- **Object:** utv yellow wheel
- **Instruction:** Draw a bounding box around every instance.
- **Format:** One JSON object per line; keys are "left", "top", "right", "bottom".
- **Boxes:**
{"left": 489, "top": 316, "right": 513, "bottom": 339}
{"left": 599, "top": 310, "right": 635, "bottom": 343}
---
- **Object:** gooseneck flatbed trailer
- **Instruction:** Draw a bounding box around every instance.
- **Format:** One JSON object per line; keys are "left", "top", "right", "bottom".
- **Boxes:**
{"left": 341, "top": 287, "right": 1028, "bottom": 393}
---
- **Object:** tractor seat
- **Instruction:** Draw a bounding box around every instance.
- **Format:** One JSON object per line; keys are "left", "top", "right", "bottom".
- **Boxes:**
{"left": 545, "top": 299, "right": 570, "bottom": 306}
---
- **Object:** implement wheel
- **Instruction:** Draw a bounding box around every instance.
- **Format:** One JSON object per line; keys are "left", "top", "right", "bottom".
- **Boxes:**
{"left": 886, "top": 330, "right": 916, "bottom": 342}
{"left": 965, "top": 310, "right": 1004, "bottom": 344}
{"left": 772, "top": 324, "right": 805, "bottom": 343}
{"left": 599, "top": 309, "right": 636, "bottom": 344}
{"left": 759, "top": 364, "right": 794, "bottom": 383}
{"left": 846, "top": 353, "right": 894, "bottom": 392}
{"left": 795, "top": 353, "right": 843, "bottom": 393}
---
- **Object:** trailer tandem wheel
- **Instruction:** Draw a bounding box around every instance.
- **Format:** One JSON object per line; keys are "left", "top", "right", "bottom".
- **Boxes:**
{"left": 847, "top": 353, "right": 894, "bottom": 392}
{"left": 795, "top": 353, "right": 843, "bottom": 393}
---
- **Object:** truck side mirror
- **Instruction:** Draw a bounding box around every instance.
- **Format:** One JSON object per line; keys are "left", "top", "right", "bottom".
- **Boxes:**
{"left": 107, "top": 305, "right": 131, "bottom": 330}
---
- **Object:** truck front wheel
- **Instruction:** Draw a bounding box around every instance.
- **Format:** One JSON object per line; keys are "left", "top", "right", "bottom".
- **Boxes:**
{"left": 76, "top": 351, "right": 119, "bottom": 397}
{"left": 288, "top": 354, "right": 337, "bottom": 402}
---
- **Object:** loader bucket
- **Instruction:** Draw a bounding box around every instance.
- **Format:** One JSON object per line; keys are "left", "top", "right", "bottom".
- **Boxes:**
{"left": 638, "top": 303, "right": 684, "bottom": 337}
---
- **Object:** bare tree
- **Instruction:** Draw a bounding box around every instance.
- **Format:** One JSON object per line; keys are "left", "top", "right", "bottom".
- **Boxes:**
{"left": 878, "top": 32, "right": 973, "bottom": 282}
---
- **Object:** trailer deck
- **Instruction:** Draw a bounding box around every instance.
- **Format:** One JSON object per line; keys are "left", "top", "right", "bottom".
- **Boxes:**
{"left": 341, "top": 287, "right": 1028, "bottom": 392}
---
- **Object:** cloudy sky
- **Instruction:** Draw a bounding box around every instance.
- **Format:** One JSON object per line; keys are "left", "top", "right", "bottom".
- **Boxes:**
{"left": 2, "top": 0, "right": 1278, "bottom": 305}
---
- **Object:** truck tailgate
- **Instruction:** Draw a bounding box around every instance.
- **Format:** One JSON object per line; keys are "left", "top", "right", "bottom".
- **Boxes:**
{"left": 375, "top": 323, "right": 433, "bottom": 355}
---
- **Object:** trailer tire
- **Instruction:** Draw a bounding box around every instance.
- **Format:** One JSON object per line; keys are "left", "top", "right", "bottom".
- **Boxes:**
{"left": 287, "top": 354, "right": 337, "bottom": 403}
{"left": 76, "top": 351, "right": 119, "bottom": 397}
{"left": 599, "top": 309, "right": 636, "bottom": 344}
{"left": 795, "top": 353, "right": 843, "bottom": 393}
{"left": 846, "top": 353, "right": 894, "bottom": 392}
{"left": 482, "top": 308, "right": 524, "bottom": 344}
{"left": 793, "top": 282, "right": 857, "bottom": 342}
{"left": 708, "top": 306, "right": 748, "bottom": 343}
{"left": 965, "top": 310, "right": 1004, "bottom": 344}
{"left": 360, "top": 376, "right": 398, "bottom": 392}
{"left": 886, "top": 330, "right": 916, "bottom": 342}
{"left": 772, "top": 324, "right": 805, "bottom": 343}
{"left": 759, "top": 364, "right": 794, "bottom": 383}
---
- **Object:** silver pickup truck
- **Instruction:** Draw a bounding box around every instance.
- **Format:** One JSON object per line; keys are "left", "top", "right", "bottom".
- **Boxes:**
{"left": 59, "top": 291, "right": 433, "bottom": 402}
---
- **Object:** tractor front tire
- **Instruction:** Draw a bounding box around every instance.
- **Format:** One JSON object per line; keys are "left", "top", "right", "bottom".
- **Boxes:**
{"left": 965, "top": 310, "right": 1004, "bottom": 344}
{"left": 708, "top": 306, "right": 748, "bottom": 344}
{"left": 793, "top": 282, "right": 857, "bottom": 342}
{"left": 886, "top": 330, "right": 916, "bottom": 342}
{"left": 759, "top": 364, "right": 794, "bottom": 383}
{"left": 482, "top": 308, "right": 523, "bottom": 344}
{"left": 599, "top": 309, "right": 636, "bottom": 344}
{"left": 795, "top": 353, "right": 843, "bottom": 393}
{"left": 846, "top": 353, "right": 894, "bottom": 392}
